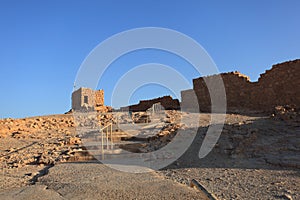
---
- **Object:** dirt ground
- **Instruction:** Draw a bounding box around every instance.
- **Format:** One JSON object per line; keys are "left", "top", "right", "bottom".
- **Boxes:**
{"left": 0, "top": 111, "right": 299, "bottom": 199}
{"left": 158, "top": 112, "right": 300, "bottom": 200}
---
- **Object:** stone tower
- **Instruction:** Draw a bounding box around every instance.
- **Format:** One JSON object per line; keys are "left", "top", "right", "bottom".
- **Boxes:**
{"left": 72, "top": 87, "right": 104, "bottom": 111}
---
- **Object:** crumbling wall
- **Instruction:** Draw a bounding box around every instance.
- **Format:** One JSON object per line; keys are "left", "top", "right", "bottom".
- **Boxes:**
{"left": 128, "top": 96, "right": 180, "bottom": 112}
{"left": 94, "top": 89, "right": 109, "bottom": 112}
{"left": 254, "top": 60, "right": 300, "bottom": 111}
{"left": 193, "top": 72, "right": 254, "bottom": 112}
{"left": 95, "top": 90, "right": 104, "bottom": 107}
{"left": 188, "top": 59, "right": 300, "bottom": 113}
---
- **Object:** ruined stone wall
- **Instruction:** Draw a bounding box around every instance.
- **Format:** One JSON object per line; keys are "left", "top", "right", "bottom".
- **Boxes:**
{"left": 128, "top": 96, "right": 180, "bottom": 112}
{"left": 188, "top": 59, "right": 300, "bottom": 113}
{"left": 71, "top": 89, "right": 82, "bottom": 110}
{"left": 254, "top": 60, "right": 300, "bottom": 111}
{"left": 180, "top": 89, "right": 199, "bottom": 112}
{"left": 94, "top": 89, "right": 106, "bottom": 112}
{"left": 193, "top": 72, "right": 254, "bottom": 112}
{"left": 95, "top": 90, "right": 104, "bottom": 107}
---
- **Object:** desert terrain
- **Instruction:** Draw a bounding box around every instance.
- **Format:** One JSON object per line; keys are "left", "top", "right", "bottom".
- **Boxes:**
{"left": 0, "top": 106, "right": 299, "bottom": 199}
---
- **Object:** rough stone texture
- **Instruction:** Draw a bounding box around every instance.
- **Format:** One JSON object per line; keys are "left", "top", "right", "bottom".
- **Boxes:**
{"left": 72, "top": 88, "right": 107, "bottom": 112}
{"left": 159, "top": 112, "right": 300, "bottom": 200}
{"left": 121, "top": 96, "right": 180, "bottom": 112}
{"left": 0, "top": 112, "right": 117, "bottom": 191}
{"left": 1, "top": 111, "right": 299, "bottom": 199}
{"left": 272, "top": 105, "right": 299, "bottom": 125}
{"left": 72, "top": 88, "right": 96, "bottom": 110}
{"left": 95, "top": 90, "right": 104, "bottom": 107}
{"left": 0, "top": 115, "right": 78, "bottom": 169}
{"left": 182, "top": 59, "right": 300, "bottom": 113}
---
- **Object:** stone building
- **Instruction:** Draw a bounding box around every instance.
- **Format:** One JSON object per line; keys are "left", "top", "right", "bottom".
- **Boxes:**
{"left": 72, "top": 87, "right": 104, "bottom": 111}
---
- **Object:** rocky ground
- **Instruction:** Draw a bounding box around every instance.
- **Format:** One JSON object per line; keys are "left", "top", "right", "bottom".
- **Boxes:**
{"left": 0, "top": 114, "right": 79, "bottom": 190}
{"left": 158, "top": 111, "right": 300, "bottom": 200}
{"left": 0, "top": 108, "right": 299, "bottom": 199}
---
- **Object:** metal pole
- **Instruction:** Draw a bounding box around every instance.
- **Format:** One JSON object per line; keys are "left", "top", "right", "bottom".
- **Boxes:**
{"left": 117, "top": 114, "right": 119, "bottom": 131}
{"left": 106, "top": 126, "right": 109, "bottom": 150}
{"left": 110, "top": 123, "right": 113, "bottom": 149}
{"left": 101, "top": 129, "right": 104, "bottom": 160}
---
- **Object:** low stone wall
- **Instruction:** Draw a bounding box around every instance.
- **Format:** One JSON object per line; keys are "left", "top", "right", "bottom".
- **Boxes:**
{"left": 127, "top": 96, "right": 180, "bottom": 112}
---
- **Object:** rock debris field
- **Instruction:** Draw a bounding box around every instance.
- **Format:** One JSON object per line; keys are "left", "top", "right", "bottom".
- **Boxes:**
{"left": 0, "top": 107, "right": 299, "bottom": 200}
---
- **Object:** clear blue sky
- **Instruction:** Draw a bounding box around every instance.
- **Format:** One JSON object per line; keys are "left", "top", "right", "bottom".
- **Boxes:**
{"left": 0, "top": 0, "right": 299, "bottom": 118}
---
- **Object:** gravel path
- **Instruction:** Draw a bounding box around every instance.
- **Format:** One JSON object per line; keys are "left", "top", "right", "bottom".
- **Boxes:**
{"left": 160, "top": 168, "right": 299, "bottom": 200}
{"left": 0, "top": 162, "right": 208, "bottom": 200}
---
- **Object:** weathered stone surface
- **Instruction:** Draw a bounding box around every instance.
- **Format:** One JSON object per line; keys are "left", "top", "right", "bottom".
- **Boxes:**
{"left": 272, "top": 105, "right": 299, "bottom": 124}
{"left": 72, "top": 87, "right": 108, "bottom": 112}
{"left": 182, "top": 59, "right": 300, "bottom": 113}
{"left": 121, "top": 96, "right": 180, "bottom": 112}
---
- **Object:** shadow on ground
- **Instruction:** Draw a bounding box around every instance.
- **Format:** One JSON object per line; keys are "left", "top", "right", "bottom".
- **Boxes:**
{"left": 162, "top": 116, "right": 300, "bottom": 171}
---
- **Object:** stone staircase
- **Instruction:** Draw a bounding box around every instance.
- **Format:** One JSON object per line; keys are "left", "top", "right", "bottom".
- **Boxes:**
{"left": 67, "top": 129, "right": 146, "bottom": 162}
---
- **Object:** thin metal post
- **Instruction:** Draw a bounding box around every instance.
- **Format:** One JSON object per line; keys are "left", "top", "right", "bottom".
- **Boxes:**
{"left": 110, "top": 123, "right": 113, "bottom": 149}
{"left": 101, "top": 129, "right": 104, "bottom": 160}
{"left": 106, "top": 126, "right": 109, "bottom": 150}
{"left": 116, "top": 114, "right": 118, "bottom": 127}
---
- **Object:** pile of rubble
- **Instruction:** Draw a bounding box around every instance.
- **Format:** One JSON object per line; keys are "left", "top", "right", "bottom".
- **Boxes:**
{"left": 0, "top": 115, "right": 82, "bottom": 169}
{"left": 164, "top": 110, "right": 181, "bottom": 123}
{"left": 120, "top": 110, "right": 183, "bottom": 153}
{"left": 132, "top": 112, "right": 151, "bottom": 123}
{"left": 73, "top": 112, "right": 115, "bottom": 128}
{"left": 0, "top": 112, "right": 118, "bottom": 169}
{"left": 272, "top": 105, "right": 299, "bottom": 123}
{"left": 1, "top": 141, "right": 75, "bottom": 168}
{"left": 0, "top": 112, "right": 120, "bottom": 190}
{"left": 0, "top": 116, "right": 74, "bottom": 138}
{"left": 141, "top": 123, "right": 183, "bottom": 152}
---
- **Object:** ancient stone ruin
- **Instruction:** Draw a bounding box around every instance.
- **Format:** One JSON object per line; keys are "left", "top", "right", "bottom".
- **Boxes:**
{"left": 181, "top": 59, "right": 300, "bottom": 113}
{"left": 120, "top": 95, "right": 180, "bottom": 112}
{"left": 72, "top": 87, "right": 107, "bottom": 112}
{"left": 72, "top": 60, "right": 299, "bottom": 114}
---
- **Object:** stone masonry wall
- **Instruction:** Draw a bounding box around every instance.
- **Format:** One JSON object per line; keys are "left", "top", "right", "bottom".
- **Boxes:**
{"left": 95, "top": 89, "right": 104, "bottom": 109}
{"left": 71, "top": 89, "right": 82, "bottom": 110}
{"left": 72, "top": 88, "right": 95, "bottom": 110}
{"left": 254, "top": 60, "right": 300, "bottom": 111}
{"left": 184, "top": 59, "right": 300, "bottom": 113}
{"left": 180, "top": 89, "right": 199, "bottom": 112}
{"left": 127, "top": 96, "right": 180, "bottom": 112}
{"left": 72, "top": 88, "right": 105, "bottom": 111}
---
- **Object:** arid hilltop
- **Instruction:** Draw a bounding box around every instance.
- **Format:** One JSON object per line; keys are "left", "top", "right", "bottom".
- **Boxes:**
{"left": 0, "top": 60, "right": 299, "bottom": 199}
